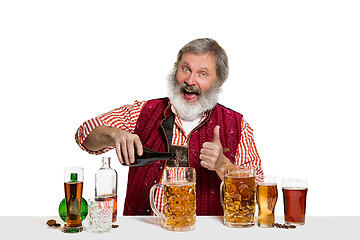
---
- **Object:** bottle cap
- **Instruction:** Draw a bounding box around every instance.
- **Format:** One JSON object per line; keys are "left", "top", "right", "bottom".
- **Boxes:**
{"left": 71, "top": 173, "right": 78, "bottom": 182}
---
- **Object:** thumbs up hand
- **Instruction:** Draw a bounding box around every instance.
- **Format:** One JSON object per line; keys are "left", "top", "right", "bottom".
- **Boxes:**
{"left": 212, "top": 125, "right": 221, "bottom": 145}
{"left": 200, "top": 125, "right": 225, "bottom": 172}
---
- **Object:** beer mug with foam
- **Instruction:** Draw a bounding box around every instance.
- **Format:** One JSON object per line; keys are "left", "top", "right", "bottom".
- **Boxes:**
{"left": 149, "top": 167, "right": 196, "bottom": 231}
{"left": 220, "top": 166, "right": 256, "bottom": 228}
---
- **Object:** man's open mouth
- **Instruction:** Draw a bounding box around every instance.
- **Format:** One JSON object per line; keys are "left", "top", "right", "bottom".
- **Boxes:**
{"left": 182, "top": 86, "right": 201, "bottom": 101}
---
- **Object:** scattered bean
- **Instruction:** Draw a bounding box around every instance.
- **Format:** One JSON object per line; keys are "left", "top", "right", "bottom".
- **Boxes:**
{"left": 46, "top": 219, "right": 61, "bottom": 227}
{"left": 274, "top": 223, "right": 296, "bottom": 229}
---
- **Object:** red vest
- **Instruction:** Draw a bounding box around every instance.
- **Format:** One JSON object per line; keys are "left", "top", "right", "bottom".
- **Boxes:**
{"left": 123, "top": 98, "right": 243, "bottom": 216}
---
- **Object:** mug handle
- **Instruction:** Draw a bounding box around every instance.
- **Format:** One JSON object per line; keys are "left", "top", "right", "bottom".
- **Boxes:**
{"left": 220, "top": 181, "right": 224, "bottom": 208}
{"left": 149, "top": 183, "right": 165, "bottom": 220}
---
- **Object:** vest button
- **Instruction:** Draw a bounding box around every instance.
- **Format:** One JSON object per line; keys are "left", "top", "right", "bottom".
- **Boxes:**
{"left": 153, "top": 180, "right": 157, "bottom": 184}
{"left": 159, "top": 166, "right": 163, "bottom": 170}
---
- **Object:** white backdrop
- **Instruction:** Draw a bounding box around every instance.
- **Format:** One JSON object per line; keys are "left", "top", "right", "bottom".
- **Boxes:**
{"left": 1, "top": 0, "right": 359, "bottom": 217}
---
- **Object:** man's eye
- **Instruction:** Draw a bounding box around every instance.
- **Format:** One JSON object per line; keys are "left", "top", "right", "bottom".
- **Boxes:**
{"left": 183, "top": 67, "right": 190, "bottom": 72}
{"left": 199, "top": 72, "right": 207, "bottom": 77}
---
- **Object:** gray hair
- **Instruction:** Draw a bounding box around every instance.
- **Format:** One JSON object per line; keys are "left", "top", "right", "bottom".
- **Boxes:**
{"left": 174, "top": 38, "right": 229, "bottom": 86}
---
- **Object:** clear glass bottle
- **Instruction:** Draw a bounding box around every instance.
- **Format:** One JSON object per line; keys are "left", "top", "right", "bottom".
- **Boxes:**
{"left": 95, "top": 157, "right": 118, "bottom": 222}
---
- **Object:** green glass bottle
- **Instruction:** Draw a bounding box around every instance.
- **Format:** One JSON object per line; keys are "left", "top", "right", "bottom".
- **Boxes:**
{"left": 58, "top": 173, "right": 88, "bottom": 222}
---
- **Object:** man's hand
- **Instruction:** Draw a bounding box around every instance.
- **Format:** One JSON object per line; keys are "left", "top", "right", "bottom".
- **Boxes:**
{"left": 82, "top": 126, "right": 143, "bottom": 165}
{"left": 200, "top": 125, "right": 224, "bottom": 171}
{"left": 199, "top": 125, "right": 234, "bottom": 180}
{"left": 112, "top": 129, "right": 143, "bottom": 165}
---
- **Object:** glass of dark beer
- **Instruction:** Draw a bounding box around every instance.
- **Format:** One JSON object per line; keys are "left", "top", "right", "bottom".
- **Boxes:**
{"left": 61, "top": 167, "right": 84, "bottom": 233}
{"left": 256, "top": 175, "right": 278, "bottom": 228}
{"left": 282, "top": 178, "right": 308, "bottom": 225}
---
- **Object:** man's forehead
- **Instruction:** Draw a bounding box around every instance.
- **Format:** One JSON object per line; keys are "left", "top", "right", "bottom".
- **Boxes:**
{"left": 179, "top": 52, "right": 216, "bottom": 68}
{"left": 181, "top": 52, "right": 215, "bottom": 59}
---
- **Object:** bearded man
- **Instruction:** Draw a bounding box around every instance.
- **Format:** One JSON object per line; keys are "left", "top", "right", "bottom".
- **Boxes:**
{"left": 75, "top": 38, "right": 263, "bottom": 216}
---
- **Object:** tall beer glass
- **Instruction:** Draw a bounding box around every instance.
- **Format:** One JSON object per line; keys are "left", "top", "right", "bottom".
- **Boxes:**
{"left": 256, "top": 175, "right": 278, "bottom": 228}
{"left": 282, "top": 178, "right": 308, "bottom": 225}
{"left": 62, "top": 167, "right": 84, "bottom": 233}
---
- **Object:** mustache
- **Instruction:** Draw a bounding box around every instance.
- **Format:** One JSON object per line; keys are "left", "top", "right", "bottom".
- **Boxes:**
{"left": 180, "top": 82, "right": 202, "bottom": 95}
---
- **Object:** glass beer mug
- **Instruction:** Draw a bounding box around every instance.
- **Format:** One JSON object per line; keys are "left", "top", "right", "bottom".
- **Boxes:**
{"left": 61, "top": 167, "right": 84, "bottom": 233}
{"left": 220, "top": 166, "right": 256, "bottom": 228}
{"left": 149, "top": 167, "right": 196, "bottom": 231}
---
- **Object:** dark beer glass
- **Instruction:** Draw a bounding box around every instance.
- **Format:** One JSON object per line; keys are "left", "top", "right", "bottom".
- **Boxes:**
{"left": 282, "top": 178, "right": 308, "bottom": 225}
{"left": 62, "top": 167, "right": 84, "bottom": 233}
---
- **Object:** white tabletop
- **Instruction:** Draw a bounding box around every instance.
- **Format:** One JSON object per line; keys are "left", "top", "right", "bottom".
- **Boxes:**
{"left": 1, "top": 216, "right": 358, "bottom": 239}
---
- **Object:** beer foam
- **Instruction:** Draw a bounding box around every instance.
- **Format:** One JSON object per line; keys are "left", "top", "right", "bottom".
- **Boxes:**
{"left": 258, "top": 182, "right": 277, "bottom": 186}
{"left": 282, "top": 187, "right": 308, "bottom": 190}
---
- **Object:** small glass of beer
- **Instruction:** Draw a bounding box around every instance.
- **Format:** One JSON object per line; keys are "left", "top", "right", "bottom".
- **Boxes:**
{"left": 61, "top": 167, "right": 84, "bottom": 233}
{"left": 149, "top": 167, "right": 196, "bottom": 231}
{"left": 256, "top": 175, "right": 278, "bottom": 228}
{"left": 220, "top": 166, "right": 256, "bottom": 228}
{"left": 282, "top": 178, "right": 308, "bottom": 225}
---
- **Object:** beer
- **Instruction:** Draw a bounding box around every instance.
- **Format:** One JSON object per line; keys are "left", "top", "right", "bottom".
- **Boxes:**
{"left": 163, "top": 182, "right": 196, "bottom": 230}
{"left": 282, "top": 177, "right": 308, "bottom": 225}
{"left": 64, "top": 181, "right": 83, "bottom": 228}
{"left": 256, "top": 184, "right": 278, "bottom": 227}
{"left": 62, "top": 167, "right": 84, "bottom": 233}
{"left": 150, "top": 167, "right": 196, "bottom": 231}
{"left": 223, "top": 171, "right": 256, "bottom": 227}
{"left": 282, "top": 188, "right": 308, "bottom": 225}
{"left": 95, "top": 194, "right": 117, "bottom": 222}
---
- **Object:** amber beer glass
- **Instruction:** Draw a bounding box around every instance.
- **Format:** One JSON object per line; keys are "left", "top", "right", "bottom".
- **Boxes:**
{"left": 150, "top": 167, "right": 196, "bottom": 231}
{"left": 220, "top": 166, "right": 256, "bottom": 228}
{"left": 62, "top": 167, "right": 84, "bottom": 233}
{"left": 282, "top": 178, "right": 308, "bottom": 225}
{"left": 256, "top": 175, "right": 278, "bottom": 227}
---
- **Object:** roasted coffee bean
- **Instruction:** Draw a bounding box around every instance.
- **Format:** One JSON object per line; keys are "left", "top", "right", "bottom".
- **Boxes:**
{"left": 46, "top": 219, "right": 62, "bottom": 228}
{"left": 46, "top": 219, "right": 57, "bottom": 226}
{"left": 274, "top": 223, "right": 296, "bottom": 229}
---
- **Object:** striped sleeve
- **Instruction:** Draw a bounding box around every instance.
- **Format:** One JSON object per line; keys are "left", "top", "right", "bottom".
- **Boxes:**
{"left": 75, "top": 100, "right": 147, "bottom": 154}
{"left": 235, "top": 118, "right": 264, "bottom": 181}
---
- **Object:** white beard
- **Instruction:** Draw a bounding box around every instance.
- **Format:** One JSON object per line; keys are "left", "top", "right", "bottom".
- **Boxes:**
{"left": 167, "top": 70, "right": 222, "bottom": 121}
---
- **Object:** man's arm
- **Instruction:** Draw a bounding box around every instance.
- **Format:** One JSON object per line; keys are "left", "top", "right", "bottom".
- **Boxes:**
{"left": 199, "top": 120, "right": 264, "bottom": 182}
{"left": 75, "top": 100, "right": 147, "bottom": 164}
{"left": 82, "top": 125, "right": 116, "bottom": 152}
{"left": 82, "top": 125, "right": 143, "bottom": 165}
